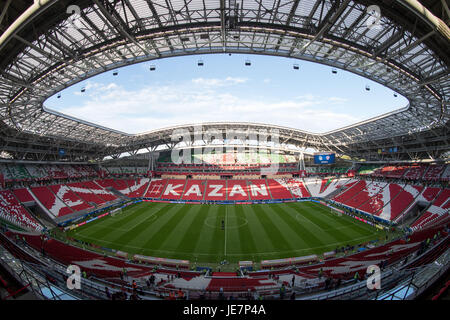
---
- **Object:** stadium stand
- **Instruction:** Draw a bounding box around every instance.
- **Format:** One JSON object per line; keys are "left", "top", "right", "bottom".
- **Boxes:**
{"left": 6, "top": 164, "right": 31, "bottom": 182}
{"left": 423, "top": 164, "right": 445, "bottom": 181}
{"left": 441, "top": 165, "right": 450, "bottom": 182}
{"left": 248, "top": 179, "right": 272, "bottom": 200}
{"left": 356, "top": 164, "right": 382, "bottom": 176}
{"left": 417, "top": 187, "right": 441, "bottom": 202}
{"left": 226, "top": 180, "right": 250, "bottom": 201}
{"left": 45, "top": 165, "right": 68, "bottom": 179}
{"left": 82, "top": 181, "right": 118, "bottom": 202}
{"left": 403, "top": 164, "right": 427, "bottom": 180}
{"left": 25, "top": 165, "right": 49, "bottom": 180}
{"left": 373, "top": 165, "right": 409, "bottom": 178}
{"left": 144, "top": 179, "right": 167, "bottom": 198}
{"left": 112, "top": 179, "right": 132, "bottom": 195}
{"left": 48, "top": 184, "right": 93, "bottom": 212}
{"left": 0, "top": 190, "right": 42, "bottom": 231}
{"left": 30, "top": 186, "right": 73, "bottom": 217}
{"left": 357, "top": 181, "right": 389, "bottom": 215}
{"left": 333, "top": 180, "right": 366, "bottom": 204}
{"left": 384, "top": 184, "right": 423, "bottom": 221}
{"left": 182, "top": 180, "right": 206, "bottom": 200}
{"left": 161, "top": 179, "right": 187, "bottom": 200}
{"left": 127, "top": 178, "right": 150, "bottom": 198}
{"left": 12, "top": 188, "right": 35, "bottom": 203}
{"left": 204, "top": 180, "right": 227, "bottom": 201}
{"left": 281, "top": 178, "right": 311, "bottom": 198}
{"left": 266, "top": 179, "right": 293, "bottom": 199}
{"left": 411, "top": 190, "right": 449, "bottom": 230}
{"left": 65, "top": 182, "right": 108, "bottom": 205}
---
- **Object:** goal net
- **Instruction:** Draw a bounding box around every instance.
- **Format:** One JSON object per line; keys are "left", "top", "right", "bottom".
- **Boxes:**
{"left": 110, "top": 208, "right": 122, "bottom": 217}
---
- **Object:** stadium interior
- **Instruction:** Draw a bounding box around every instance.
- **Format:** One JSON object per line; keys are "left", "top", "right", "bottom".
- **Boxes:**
{"left": 0, "top": 0, "right": 449, "bottom": 301}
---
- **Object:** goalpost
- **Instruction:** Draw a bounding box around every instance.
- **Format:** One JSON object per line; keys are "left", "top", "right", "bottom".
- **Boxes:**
{"left": 332, "top": 207, "right": 342, "bottom": 217}
{"left": 111, "top": 207, "right": 122, "bottom": 217}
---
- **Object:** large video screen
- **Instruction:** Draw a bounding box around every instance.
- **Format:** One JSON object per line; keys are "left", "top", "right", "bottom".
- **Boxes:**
{"left": 314, "top": 153, "right": 335, "bottom": 164}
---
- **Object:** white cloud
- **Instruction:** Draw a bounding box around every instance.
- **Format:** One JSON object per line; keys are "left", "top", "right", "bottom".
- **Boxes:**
{"left": 56, "top": 78, "right": 361, "bottom": 134}
{"left": 191, "top": 77, "right": 248, "bottom": 87}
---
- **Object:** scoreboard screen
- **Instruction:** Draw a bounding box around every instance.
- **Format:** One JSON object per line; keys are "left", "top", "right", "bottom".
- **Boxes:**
{"left": 314, "top": 153, "right": 335, "bottom": 164}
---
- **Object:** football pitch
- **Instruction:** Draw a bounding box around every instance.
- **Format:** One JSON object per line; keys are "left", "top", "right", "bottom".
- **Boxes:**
{"left": 66, "top": 201, "right": 386, "bottom": 264}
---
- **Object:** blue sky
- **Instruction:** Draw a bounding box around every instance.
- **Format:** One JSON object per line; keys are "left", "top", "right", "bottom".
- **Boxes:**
{"left": 45, "top": 54, "right": 408, "bottom": 134}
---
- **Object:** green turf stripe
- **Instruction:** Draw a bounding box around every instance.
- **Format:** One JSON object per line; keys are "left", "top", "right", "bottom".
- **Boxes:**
{"left": 106, "top": 203, "right": 174, "bottom": 243}
{"left": 294, "top": 205, "right": 360, "bottom": 243}
{"left": 165, "top": 204, "right": 209, "bottom": 253}
{"left": 240, "top": 205, "right": 277, "bottom": 254}
{"left": 76, "top": 202, "right": 165, "bottom": 239}
{"left": 233, "top": 205, "right": 258, "bottom": 261}
{"left": 137, "top": 204, "right": 194, "bottom": 254}
{"left": 307, "top": 202, "right": 377, "bottom": 236}
{"left": 192, "top": 205, "right": 222, "bottom": 262}
{"left": 223, "top": 205, "right": 243, "bottom": 256}
{"left": 206, "top": 205, "right": 225, "bottom": 259}
{"left": 269, "top": 203, "right": 327, "bottom": 251}
{"left": 249, "top": 204, "right": 294, "bottom": 252}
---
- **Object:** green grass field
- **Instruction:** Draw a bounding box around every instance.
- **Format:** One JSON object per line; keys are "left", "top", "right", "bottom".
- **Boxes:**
{"left": 66, "top": 201, "right": 386, "bottom": 264}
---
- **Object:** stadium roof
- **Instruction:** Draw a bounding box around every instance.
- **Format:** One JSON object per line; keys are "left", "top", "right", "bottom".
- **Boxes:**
{"left": 0, "top": 0, "right": 448, "bottom": 162}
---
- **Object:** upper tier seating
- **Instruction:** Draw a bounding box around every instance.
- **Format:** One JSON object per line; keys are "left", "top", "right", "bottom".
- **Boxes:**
{"left": 45, "top": 165, "right": 68, "bottom": 179}
{"left": 25, "top": 165, "right": 49, "bottom": 180}
{"left": 73, "top": 165, "right": 98, "bottom": 177}
{"left": 423, "top": 164, "right": 445, "bottom": 181}
{"left": 373, "top": 165, "right": 409, "bottom": 178}
{"left": 0, "top": 190, "right": 42, "bottom": 231}
{"left": 357, "top": 164, "right": 383, "bottom": 175}
{"left": 106, "top": 167, "right": 122, "bottom": 175}
{"left": 441, "top": 165, "right": 450, "bottom": 182}
{"left": 0, "top": 164, "right": 12, "bottom": 182}
{"left": 5, "top": 164, "right": 31, "bottom": 181}
{"left": 403, "top": 165, "right": 427, "bottom": 180}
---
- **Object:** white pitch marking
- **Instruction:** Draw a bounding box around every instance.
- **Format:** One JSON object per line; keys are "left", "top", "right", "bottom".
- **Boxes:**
{"left": 224, "top": 206, "right": 227, "bottom": 256}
